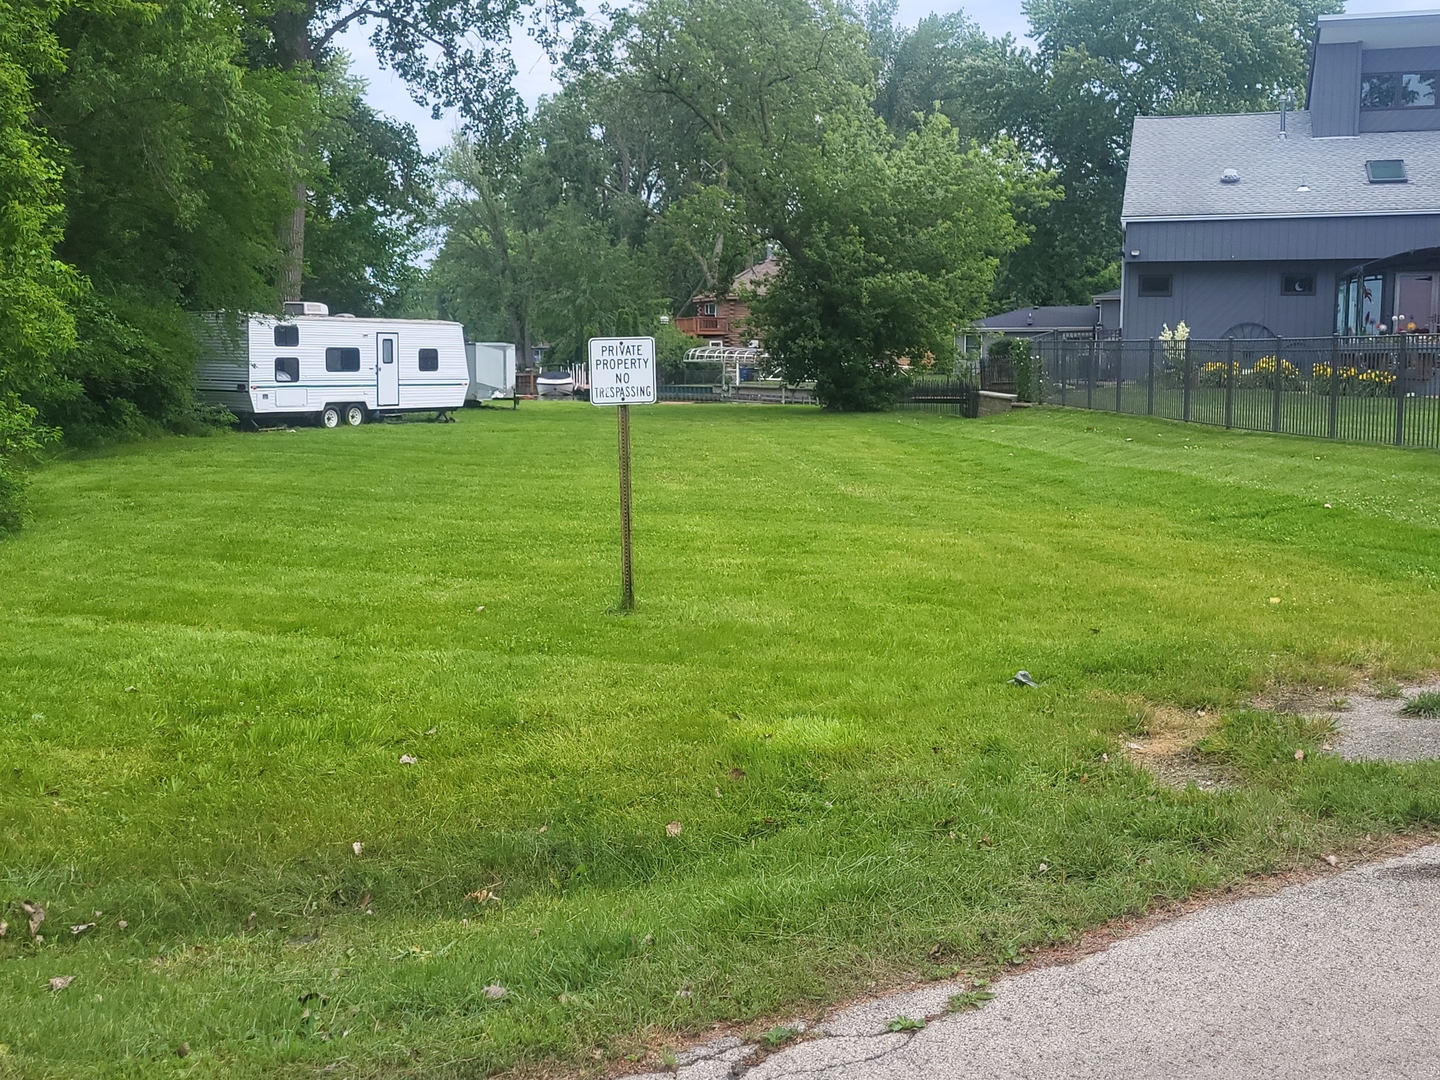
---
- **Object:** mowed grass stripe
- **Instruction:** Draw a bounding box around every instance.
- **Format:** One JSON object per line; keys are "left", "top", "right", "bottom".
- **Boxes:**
{"left": 1, "top": 404, "right": 1438, "bottom": 1077}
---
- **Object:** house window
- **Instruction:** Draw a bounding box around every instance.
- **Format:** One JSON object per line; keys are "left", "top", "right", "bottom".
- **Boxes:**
{"left": 700, "top": 302, "right": 717, "bottom": 316}
{"left": 1282, "top": 274, "right": 1315, "bottom": 296}
{"left": 325, "top": 347, "right": 361, "bottom": 372}
{"left": 275, "top": 356, "right": 299, "bottom": 382}
{"left": 1138, "top": 274, "right": 1172, "bottom": 297}
{"left": 274, "top": 324, "right": 299, "bottom": 347}
{"left": 418, "top": 348, "right": 439, "bottom": 371}
{"left": 1361, "top": 72, "right": 1437, "bottom": 109}
{"left": 1366, "top": 159, "right": 1407, "bottom": 183}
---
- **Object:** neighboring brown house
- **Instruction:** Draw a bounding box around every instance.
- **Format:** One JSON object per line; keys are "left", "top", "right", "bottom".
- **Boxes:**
{"left": 674, "top": 258, "right": 777, "bottom": 347}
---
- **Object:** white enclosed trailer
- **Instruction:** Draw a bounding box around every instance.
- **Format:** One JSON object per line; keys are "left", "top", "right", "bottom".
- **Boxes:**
{"left": 195, "top": 303, "right": 468, "bottom": 426}
{"left": 465, "top": 341, "right": 516, "bottom": 401}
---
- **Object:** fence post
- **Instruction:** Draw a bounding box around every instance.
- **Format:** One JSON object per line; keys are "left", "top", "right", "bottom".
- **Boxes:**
{"left": 1270, "top": 338, "right": 1283, "bottom": 433}
{"left": 1060, "top": 342, "right": 1068, "bottom": 406}
{"left": 1395, "top": 336, "right": 1407, "bottom": 446}
{"left": 1147, "top": 339, "right": 1155, "bottom": 415}
{"left": 1328, "top": 336, "right": 1340, "bottom": 440}
{"left": 1114, "top": 342, "right": 1124, "bottom": 412}
{"left": 1087, "top": 339, "right": 1095, "bottom": 409}
{"left": 1224, "top": 337, "right": 1235, "bottom": 428}
{"left": 1182, "top": 338, "right": 1192, "bottom": 423}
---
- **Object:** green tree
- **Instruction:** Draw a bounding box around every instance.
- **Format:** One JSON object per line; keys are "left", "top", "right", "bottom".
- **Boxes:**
{"left": 626, "top": 0, "right": 1047, "bottom": 408}
{"left": 37, "top": 0, "right": 299, "bottom": 440}
{"left": 306, "top": 71, "right": 434, "bottom": 316}
{"left": 0, "top": 0, "right": 80, "bottom": 528}
{"left": 747, "top": 114, "right": 1041, "bottom": 408}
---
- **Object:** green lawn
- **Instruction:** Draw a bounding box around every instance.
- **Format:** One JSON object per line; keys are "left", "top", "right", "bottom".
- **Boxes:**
{"left": 3, "top": 403, "right": 1440, "bottom": 1078}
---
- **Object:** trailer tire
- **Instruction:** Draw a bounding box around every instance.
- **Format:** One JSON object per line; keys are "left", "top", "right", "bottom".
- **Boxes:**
{"left": 345, "top": 404, "right": 366, "bottom": 427}
{"left": 321, "top": 406, "right": 341, "bottom": 429}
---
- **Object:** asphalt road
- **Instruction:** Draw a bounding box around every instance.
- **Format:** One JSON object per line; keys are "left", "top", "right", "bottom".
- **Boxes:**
{"left": 635, "top": 843, "right": 1440, "bottom": 1080}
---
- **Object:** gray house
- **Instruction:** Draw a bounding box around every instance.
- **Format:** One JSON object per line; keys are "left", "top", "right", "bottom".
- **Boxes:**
{"left": 1121, "top": 9, "right": 1440, "bottom": 341}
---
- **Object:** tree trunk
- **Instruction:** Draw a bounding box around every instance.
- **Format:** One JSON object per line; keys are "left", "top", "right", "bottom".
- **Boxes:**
{"left": 277, "top": 174, "right": 306, "bottom": 302}
{"left": 270, "top": 6, "right": 314, "bottom": 304}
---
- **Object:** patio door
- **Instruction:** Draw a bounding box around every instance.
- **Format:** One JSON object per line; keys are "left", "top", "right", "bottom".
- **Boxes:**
{"left": 377, "top": 333, "right": 399, "bottom": 406}
{"left": 1395, "top": 273, "right": 1438, "bottom": 333}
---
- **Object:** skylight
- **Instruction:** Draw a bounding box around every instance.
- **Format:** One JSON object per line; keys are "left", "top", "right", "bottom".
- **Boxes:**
{"left": 1366, "top": 159, "right": 1408, "bottom": 183}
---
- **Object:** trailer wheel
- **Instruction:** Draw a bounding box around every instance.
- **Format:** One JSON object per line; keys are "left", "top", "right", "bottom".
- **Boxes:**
{"left": 321, "top": 406, "right": 341, "bottom": 429}
{"left": 345, "top": 404, "right": 365, "bottom": 427}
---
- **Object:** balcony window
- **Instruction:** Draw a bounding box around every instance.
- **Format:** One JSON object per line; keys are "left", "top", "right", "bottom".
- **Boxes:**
{"left": 1361, "top": 72, "right": 1437, "bottom": 109}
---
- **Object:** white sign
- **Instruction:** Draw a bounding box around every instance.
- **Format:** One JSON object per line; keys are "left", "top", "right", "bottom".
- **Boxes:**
{"left": 589, "top": 337, "right": 657, "bottom": 406}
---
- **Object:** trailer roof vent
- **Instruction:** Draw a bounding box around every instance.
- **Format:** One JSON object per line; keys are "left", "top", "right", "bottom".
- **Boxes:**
{"left": 1220, "top": 168, "right": 1240, "bottom": 184}
{"left": 283, "top": 301, "right": 330, "bottom": 317}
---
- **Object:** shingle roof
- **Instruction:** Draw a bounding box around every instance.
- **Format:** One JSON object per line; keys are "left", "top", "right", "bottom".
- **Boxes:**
{"left": 1122, "top": 111, "right": 1440, "bottom": 221}
{"left": 978, "top": 305, "right": 1098, "bottom": 331}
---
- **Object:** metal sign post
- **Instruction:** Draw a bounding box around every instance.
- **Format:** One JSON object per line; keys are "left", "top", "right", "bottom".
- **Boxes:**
{"left": 588, "top": 337, "right": 657, "bottom": 611}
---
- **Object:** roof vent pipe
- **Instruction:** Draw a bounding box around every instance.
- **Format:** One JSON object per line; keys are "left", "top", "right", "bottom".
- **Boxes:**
{"left": 1279, "top": 92, "right": 1293, "bottom": 139}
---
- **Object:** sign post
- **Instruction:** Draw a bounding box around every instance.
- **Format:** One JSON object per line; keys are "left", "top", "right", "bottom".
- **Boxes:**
{"left": 588, "top": 336, "right": 657, "bottom": 611}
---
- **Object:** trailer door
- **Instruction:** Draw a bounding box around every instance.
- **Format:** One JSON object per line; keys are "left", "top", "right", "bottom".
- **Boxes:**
{"left": 377, "top": 333, "right": 400, "bottom": 406}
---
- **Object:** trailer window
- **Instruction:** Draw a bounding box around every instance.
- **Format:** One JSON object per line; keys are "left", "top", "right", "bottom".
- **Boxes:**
{"left": 325, "top": 347, "right": 361, "bottom": 372}
{"left": 274, "top": 356, "right": 299, "bottom": 382}
{"left": 418, "top": 348, "right": 439, "bottom": 371}
{"left": 274, "top": 325, "right": 299, "bottom": 347}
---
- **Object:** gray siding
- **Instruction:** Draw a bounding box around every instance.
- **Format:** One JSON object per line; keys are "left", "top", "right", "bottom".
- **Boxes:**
{"left": 1359, "top": 46, "right": 1440, "bottom": 72}
{"left": 1125, "top": 214, "right": 1440, "bottom": 264}
{"left": 1122, "top": 261, "right": 1351, "bottom": 340}
{"left": 1311, "top": 41, "right": 1360, "bottom": 137}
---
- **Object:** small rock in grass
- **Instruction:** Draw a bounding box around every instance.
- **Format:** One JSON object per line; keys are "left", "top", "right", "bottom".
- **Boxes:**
{"left": 399, "top": 754, "right": 417, "bottom": 765}
{"left": 118, "top": 920, "right": 128, "bottom": 930}
{"left": 665, "top": 821, "right": 682, "bottom": 837}
{"left": 1294, "top": 749, "right": 1305, "bottom": 762}
{"left": 48, "top": 976, "right": 75, "bottom": 992}
{"left": 1038, "top": 862, "right": 1049, "bottom": 874}
{"left": 352, "top": 842, "right": 363, "bottom": 856}
{"left": 483, "top": 984, "right": 507, "bottom": 999}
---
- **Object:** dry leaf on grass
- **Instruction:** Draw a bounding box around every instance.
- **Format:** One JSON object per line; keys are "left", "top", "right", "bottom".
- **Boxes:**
{"left": 727, "top": 768, "right": 746, "bottom": 781}
{"left": 22, "top": 902, "right": 45, "bottom": 937}
{"left": 70, "top": 923, "right": 95, "bottom": 936}
{"left": 665, "top": 821, "right": 682, "bottom": 837}
{"left": 352, "top": 842, "right": 363, "bottom": 856}
{"left": 0, "top": 920, "right": 7, "bottom": 938}
{"left": 48, "top": 976, "right": 75, "bottom": 992}
{"left": 483, "top": 984, "right": 507, "bottom": 999}
{"left": 399, "top": 754, "right": 417, "bottom": 765}
{"left": 1294, "top": 749, "right": 1306, "bottom": 761}
{"left": 1324, "top": 854, "right": 1339, "bottom": 867}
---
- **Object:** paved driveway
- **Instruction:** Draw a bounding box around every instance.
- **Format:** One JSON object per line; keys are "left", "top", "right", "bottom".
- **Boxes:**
{"left": 636, "top": 843, "right": 1440, "bottom": 1080}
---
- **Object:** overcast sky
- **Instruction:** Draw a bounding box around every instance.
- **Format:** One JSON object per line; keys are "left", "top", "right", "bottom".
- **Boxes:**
{"left": 336, "top": 0, "right": 1440, "bottom": 153}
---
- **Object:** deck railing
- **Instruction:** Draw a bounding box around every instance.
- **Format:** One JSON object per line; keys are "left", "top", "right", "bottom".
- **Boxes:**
{"left": 1034, "top": 334, "right": 1440, "bottom": 448}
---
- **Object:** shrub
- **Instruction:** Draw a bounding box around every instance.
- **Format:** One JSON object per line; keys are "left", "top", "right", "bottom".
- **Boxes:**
{"left": 987, "top": 336, "right": 1033, "bottom": 401}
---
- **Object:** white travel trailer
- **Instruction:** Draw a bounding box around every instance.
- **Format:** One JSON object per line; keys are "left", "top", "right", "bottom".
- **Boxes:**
{"left": 195, "top": 302, "right": 468, "bottom": 426}
{"left": 465, "top": 341, "right": 516, "bottom": 401}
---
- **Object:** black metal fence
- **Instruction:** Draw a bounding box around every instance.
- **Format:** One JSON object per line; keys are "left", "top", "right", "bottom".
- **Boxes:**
{"left": 896, "top": 376, "right": 980, "bottom": 418}
{"left": 1035, "top": 335, "right": 1440, "bottom": 448}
